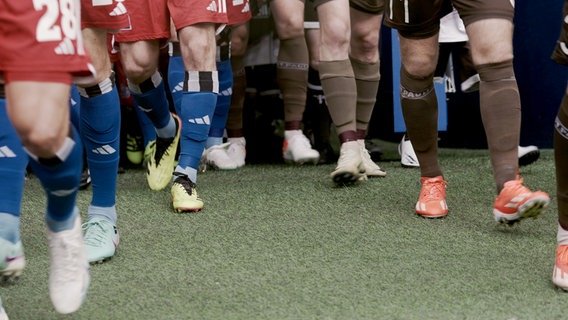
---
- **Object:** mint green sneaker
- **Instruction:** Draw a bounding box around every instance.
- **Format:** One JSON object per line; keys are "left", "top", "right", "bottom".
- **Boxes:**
{"left": 82, "top": 218, "right": 119, "bottom": 264}
{"left": 0, "top": 238, "right": 25, "bottom": 283}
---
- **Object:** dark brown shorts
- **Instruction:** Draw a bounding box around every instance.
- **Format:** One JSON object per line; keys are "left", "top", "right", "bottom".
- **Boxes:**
{"left": 311, "top": 0, "right": 384, "bottom": 15}
{"left": 384, "top": 0, "right": 514, "bottom": 39}
{"left": 552, "top": 0, "right": 568, "bottom": 66}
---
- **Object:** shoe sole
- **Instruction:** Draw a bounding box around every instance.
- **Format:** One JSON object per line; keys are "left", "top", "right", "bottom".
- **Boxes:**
{"left": 0, "top": 257, "right": 25, "bottom": 284}
{"left": 173, "top": 206, "right": 203, "bottom": 213}
{"left": 519, "top": 150, "right": 540, "bottom": 167}
{"left": 494, "top": 196, "right": 550, "bottom": 225}
{"left": 332, "top": 171, "right": 362, "bottom": 186}
{"left": 416, "top": 212, "right": 448, "bottom": 219}
{"left": 89, "top": 255, "right": 114, "bottom": 265}
{"left": 283, "top": 157, "right": 319, "bottom": 165}
{"left": 0, "top": 269, "right": 23, "bottom": 285}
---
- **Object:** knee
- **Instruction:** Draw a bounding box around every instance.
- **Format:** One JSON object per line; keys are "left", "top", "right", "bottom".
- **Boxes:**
{"left": 20, "top": 123, "right": 67, "bottom": 158}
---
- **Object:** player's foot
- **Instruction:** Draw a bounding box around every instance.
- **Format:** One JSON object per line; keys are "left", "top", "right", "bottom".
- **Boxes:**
{"left": 416, "top": 176, "right": 448, "bottom": 218}
{"left": 365, "top": 139, "right": 383, "bottom": 161}
{"left": 203, "top": 143, "right": 238, "bottom": 170}
{"left": 82, "top": 218, "right": 119, "bottom": 264}
{"left": 493, "top": 178, "right": 550, "bottom": 225}
{"left": 146, "top": 113, "right": 181, "bottom": 190}
{"left": 126, "top": 133, "right": 144, "bottom": 165}
{"left": 518, "top": 145, "right": 540, "bottom": 167}
{"left": 48, "top": 216, "right": 90, "bottom": 314}
{"left": 553, "top": 244, "right": 568, "bottom": 290}
{"left": 0, "top": 238, "right": 25, "bottom": 284}
{"left": 227, "top": 137, "right": 246, "bottom": 168}
{"left": 331, "top": 141, "right": 365, "bottom": 185}
{"left": 282, "top": 130, "right": 320, "bottom": 164}
{"left": 399, "top": 135, "right": 419, "bottom": 168}
{"left": 171, "top": 172, "right": 203, "bottom": 213}
{"left": 358, "top": 140, "right": 386, "bottom": 178}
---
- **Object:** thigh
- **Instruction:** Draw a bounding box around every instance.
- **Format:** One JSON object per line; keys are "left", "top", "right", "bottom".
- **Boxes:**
{"left": 350, "top": 7, "right": 382, "bottom": 62}
{"left": 317, "top": 0, "right": 351, "bottom": 61}
{"left": 5, "top": 81, "right": 71, "bottom": 157}
{"left": 270, "top": 0, "right": 304, "bottom": 39}
{"left": 398, "top": 34, "right": 439, "bottom": 76}
{"left": 177, "top": 23, "right": 217, "bottom": 70}
{"left": 466, "top": 19, "right": 513, "bottom": 65}
{"left": 119, "top": 40, "right": 162, "bottom": 81}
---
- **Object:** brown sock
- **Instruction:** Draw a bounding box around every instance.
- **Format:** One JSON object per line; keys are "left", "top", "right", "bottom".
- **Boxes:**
{"left": 277, "top": 36, "right": 309, "bottom": 126}
{"left": 400, "top": 67, "right": 442, "bottom": 178}
{"left": 556, "top": 94, "right": 568, "bottom": 229}
{"left": 227, "top": 66, "right": 246, "bottom": 138}
{"left": 477, "top": 60, "right": 520, "bottom": 192}
{"left": 351, "top": 57, "right": 380, "bottom": 134}
{"left": 319, "top": 59, "right": 357, "bottom": 136}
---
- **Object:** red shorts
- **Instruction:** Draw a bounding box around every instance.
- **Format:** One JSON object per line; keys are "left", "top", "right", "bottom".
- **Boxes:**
{"left": 0, "top": 0, "right": 94, "bottom": 84}
{"left": 114, "top": 0, "right": 170, "bottom": 42}
{"left": 227, "top": 0, "right": 252, "bottom": 25}
{"left": 168, "top": 0, "right": 228, "bottom": 31}
{"left": 81, "top": 0, "right": 131, "bottom": 30}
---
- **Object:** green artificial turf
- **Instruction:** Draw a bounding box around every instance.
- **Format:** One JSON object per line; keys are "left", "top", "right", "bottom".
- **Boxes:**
{"left": 2, "top": 141, "right": 565, "bottom": 320}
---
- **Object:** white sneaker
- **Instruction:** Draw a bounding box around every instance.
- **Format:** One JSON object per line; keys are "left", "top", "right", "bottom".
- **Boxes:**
{"left": 358, "top": 140, "right": 386, "bottom": 177}
{"left": 0, "top": 297, "right": 8, "bottom": 320}
{"left": 48, "top": 216, "right": 90, "bottom": 314}
{"left": 518, "top": 145, "right": 540, "bottom": 167}
{"left": 282, "top": 130, "right": 320, "bottom": 164}
{"left": 227, "top": 137, "right": 246, "bottom": 168}
{"left": 398, "top": 135, "right": 420, "bottom": 168}
{"left": 0, "top": 238, "right": 25, "bottom": 283}
{"left": 204, "top": 143, "right": 238, "bottom": 170}
{"left": 331, "top": 141, "right": 365, "bottom": 185}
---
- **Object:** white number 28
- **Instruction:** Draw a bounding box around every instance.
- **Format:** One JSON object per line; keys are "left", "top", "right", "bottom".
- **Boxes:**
{"left": 33, "top": 0, "right": 79, "bottom": 42}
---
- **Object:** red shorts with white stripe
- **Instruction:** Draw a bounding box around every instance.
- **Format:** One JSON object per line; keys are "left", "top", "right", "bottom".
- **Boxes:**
{"left": 168, "top": 0, "right": 228, "bottom": 30}
{"left": 227, "top": 0, "right": 252, "bottom": 25}
{"left": 81, "top": 0, "right": 131, "bottom": 30}
{"left": 0, "top": 0, "right": 94, "bottom": 83}
{"left": 113, "top": 0, "right": 170, "bottom": 42}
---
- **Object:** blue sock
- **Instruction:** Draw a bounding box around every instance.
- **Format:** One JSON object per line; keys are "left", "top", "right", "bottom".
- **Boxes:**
{"left": 0, "top": 213, "right": 20, "bottom": 243}
{"left": 46, "top": 207, "right": 78, "bottom": 232}
{"left": 69, "top": 85, "right": 81, "bottom": 129}
{"left": 174, "top": 165, "right": 198, "bottom": 184}
{"left": 178, "top": 91, "right": 217, "bottom": 171}
{"left": 207, "top": 59, "right": 233, "bottom": 148}
{"left": 27, "top": 126, "right": 83, "bottom": 232}
{"left": 88, "top": 205, "right": 117, "bottom": 225}
{"left": 167, "top": 55, "right": 185, "bottom": 116}
{"left": 129, "top": 72, "right": 175, "bottom": 139}
{"left": 206, "top": 136, "right": 223, "bottom": 149}
{"left": 79, "top": 78, "right": 120, "bottom": 209}
{"left": 0, "top": 99, "right": 26, "bottom": 242}
{"left": 134, "top": 101, "right": 157, "bottom": 147}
